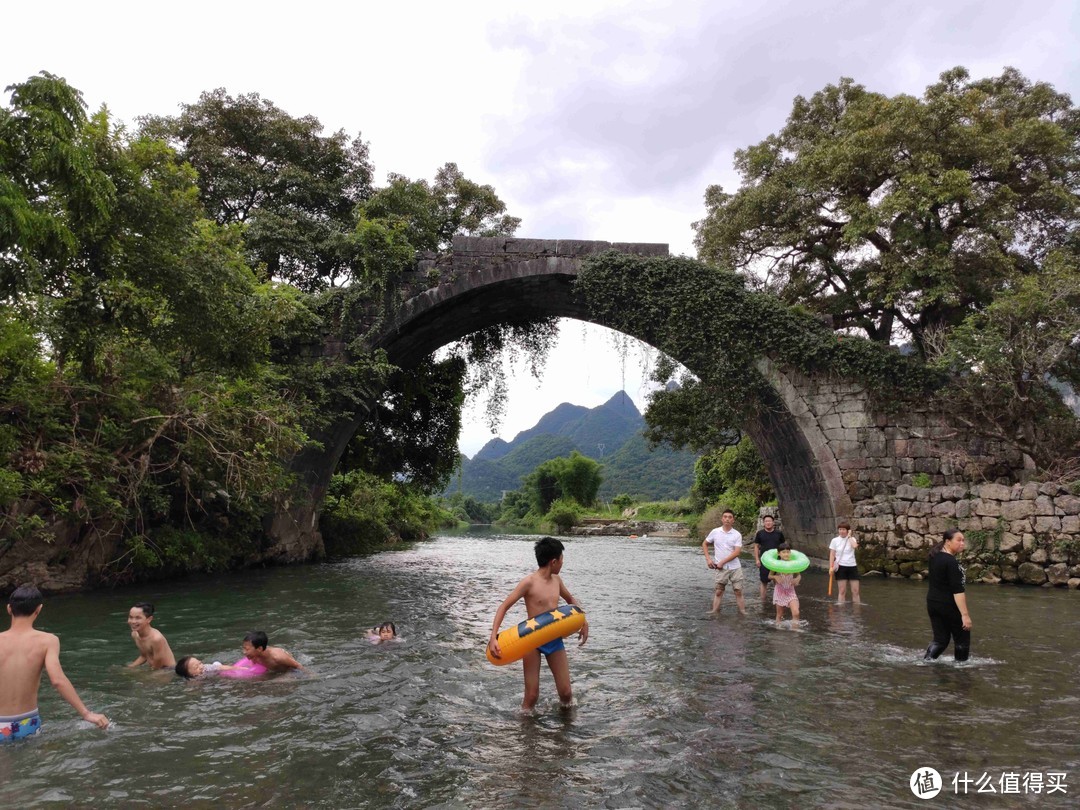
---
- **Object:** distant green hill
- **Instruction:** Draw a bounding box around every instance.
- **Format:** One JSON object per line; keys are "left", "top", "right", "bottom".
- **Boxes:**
{"left": 449, "top": 392, "right": 698, "bottom": 503}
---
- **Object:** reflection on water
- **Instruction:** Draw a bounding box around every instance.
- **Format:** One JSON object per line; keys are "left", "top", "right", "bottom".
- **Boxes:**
{"left": 2, "top": 530, "right": 1078, "bottom": 808}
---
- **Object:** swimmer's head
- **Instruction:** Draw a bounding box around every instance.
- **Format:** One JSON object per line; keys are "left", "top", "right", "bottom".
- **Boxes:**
{"left": 378, "top": 622, "right": 397, "bottom": 640}
{"left": 128, "top": 603, "right": 155, "bottom": 631}
{"left": 242, "top": 631, "right": 268, "bottom": 659}
{"left": 777, "top": 543, "right": 791, "bottom": 559}
{"left": 535, "top": 537, "right": 564, "bottom": 568}
{"left": 175, "top": 656, "right": 205, "bottom": 679}
{"left": 7, "top": 584, "right": 43, "bottom": 617}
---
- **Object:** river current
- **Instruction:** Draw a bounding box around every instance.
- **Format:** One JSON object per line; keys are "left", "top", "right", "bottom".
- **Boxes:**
{"left": 2, "top": 529, "right": 1078, "bottom": 808}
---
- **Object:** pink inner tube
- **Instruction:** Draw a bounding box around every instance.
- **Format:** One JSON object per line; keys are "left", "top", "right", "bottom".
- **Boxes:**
{"left": 219, "top": 657, "right": 268, "bottom": 679}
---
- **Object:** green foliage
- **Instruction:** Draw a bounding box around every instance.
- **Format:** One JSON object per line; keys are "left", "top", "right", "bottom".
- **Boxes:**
{"left": 694, "top": 67, "right": 1080, "bottom": 356}
{"left": 139, "top": 88, "right": 374, "bottom": 292}
{"left": 612, "top": 493, "right": 635, "bottom": 511}
{"left": 321, "top": 469, "right": 457, "bottom": 555}
{"left": 576, "top": 252, "right": 936, "bottom": 452}
{"left": 361, "top": 162, "right": 520, "bottom": 253}
{"left": 926, "top": 254, "right": 1080, "bottom": 467}
{"left": 911, "top": 472, "right": 933, "bottom": 488}
{"left": 341, "top": 356, "right": 467, "bottom": 493}
{"left": 522, "top": 451, "right": 603, "bottom": 513}
{"left": 693, "top": 436, "right": 774, "bottom": 506}
{"left": 545, "top": 498, "right": 581, "bottom": 533}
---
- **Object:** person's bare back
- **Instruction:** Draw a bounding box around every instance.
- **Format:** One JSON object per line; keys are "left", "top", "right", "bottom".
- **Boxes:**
{"left": 0, "top": 626, "right": 52, "bottom": 716}
{"left": 1, "top": 585, "right": 109, "bottom": 737}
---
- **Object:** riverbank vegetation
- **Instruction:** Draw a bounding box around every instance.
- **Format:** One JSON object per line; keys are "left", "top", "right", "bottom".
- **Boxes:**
{"left": 0, "top": 74, "right": 536, "bottom": 584}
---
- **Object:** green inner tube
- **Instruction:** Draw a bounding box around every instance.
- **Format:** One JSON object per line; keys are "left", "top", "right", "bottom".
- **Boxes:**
{"left": 761, "top": 548, "right": 809, "bottom": 574}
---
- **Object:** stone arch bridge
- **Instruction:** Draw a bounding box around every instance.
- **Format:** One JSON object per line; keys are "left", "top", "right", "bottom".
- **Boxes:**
{"left": 269, "top": 236, "right": 1075, "bottom": 586}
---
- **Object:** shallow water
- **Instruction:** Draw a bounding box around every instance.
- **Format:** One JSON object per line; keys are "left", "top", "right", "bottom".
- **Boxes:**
{"left": 3, "top": 529, "right": 1078, "bottom": 808}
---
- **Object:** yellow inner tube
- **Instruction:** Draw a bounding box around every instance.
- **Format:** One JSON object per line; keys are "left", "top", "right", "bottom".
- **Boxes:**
{"left": 486, "top": 604, "right": 585, "bottom": 666}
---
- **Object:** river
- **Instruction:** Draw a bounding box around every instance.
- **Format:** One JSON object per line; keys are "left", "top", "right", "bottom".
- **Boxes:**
{"left": 2, "top": 529, "right": 1078, "bottom": 808}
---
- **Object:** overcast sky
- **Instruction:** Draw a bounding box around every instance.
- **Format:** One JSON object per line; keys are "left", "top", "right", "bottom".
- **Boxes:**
{"left": 6, "top": 1, "right": 1078, "bottom": 455}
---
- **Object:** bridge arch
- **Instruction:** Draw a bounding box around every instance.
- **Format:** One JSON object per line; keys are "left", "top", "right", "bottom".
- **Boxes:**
{"left": 285, "top": 236, "right": 849, "bottom": 555}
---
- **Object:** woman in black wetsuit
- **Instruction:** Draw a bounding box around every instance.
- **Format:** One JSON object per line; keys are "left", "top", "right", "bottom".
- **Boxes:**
{"left": 924, "top": 529, "right": 972, "bottom": 662}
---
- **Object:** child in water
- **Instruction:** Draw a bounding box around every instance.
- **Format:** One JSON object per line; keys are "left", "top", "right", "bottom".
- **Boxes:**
{"left": 366, "top": 622, "right": 397, "bottom": 643}
{"left": 768, "top": 544, "right": 802, "bottom": 628}
{"left": 174, "top": 656, "right": 241, "bottom": 679}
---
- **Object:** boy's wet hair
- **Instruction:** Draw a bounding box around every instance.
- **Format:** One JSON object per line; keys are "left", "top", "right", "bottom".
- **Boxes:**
{"left": 132, "top": 602, "right": 155, "bottom": 617}
{"left": 380, "top": 622, "right": 397, "bottom": 637}
{"left": 8, "top": 584, "right": 43, "bottom": 617}
{"left": 243, "top": 630, "right": 268, "bottom": 650}
{"left": 175, "top": 656, "right": 195, "bottom": 679}
{"left": 535, "top": 536, "right": 565, "bottom": 567}
{"left": 777, "top": 543, "right": 791, "bottom": 552}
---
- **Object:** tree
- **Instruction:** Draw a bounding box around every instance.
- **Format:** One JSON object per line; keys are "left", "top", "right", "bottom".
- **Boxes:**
{"left": 522, "top": 451, "right": 602, "bottom": 513}
{"left": 361, "top": 162, "right": 520, "bottom": 253}
{"left": 926, "top": 253, "right": 1080, "bottom": 468}
{"left": 694, "top": 67, "right": 1080, "bottom": 358}
{"left": 693, "top": 435, "right": 775, "bottom": 506}
{"left": 139, "top": 89, "right": 373, "bottom": 292}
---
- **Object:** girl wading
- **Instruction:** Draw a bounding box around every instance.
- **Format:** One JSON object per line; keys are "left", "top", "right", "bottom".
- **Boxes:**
{"left": 924, "top": 529, "right": 971, "bottom": 662}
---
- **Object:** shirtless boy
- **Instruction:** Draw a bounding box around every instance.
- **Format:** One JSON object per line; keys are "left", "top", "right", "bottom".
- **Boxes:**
{"left": 127, "top": 602, "right": 176, "bottom": 670}
{"left": 241, "top": 631, "right": 304, "bottom": 671}
{"left": 487, "top": 537, "right": 589, "bottom": 711}
{"left": 1, "top": 585, "right": 109, "bottom": 741}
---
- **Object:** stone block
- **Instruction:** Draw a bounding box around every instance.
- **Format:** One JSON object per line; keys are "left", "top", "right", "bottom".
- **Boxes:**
{"left": 1034, "top": 516, "right": 1061, "bottom": 533}
{"left": 1020, "top": 483, "right": 1040, "bottom": 500}
{"left": 981, "top": 516, "right": 1003, "bottom": 531}
{"left": 1009, "top": 519, "right": 1033, "bottom": 534}
{"left": 1001, "top": 565, "right": 1019, "bottom": 583}
{"left": 611, "top": 241, "right": 668, "bottom": 257}
{"left": 840, "top": 412, "right": 869, "bottom": 429}
{"left": 914, "top": 458, "right": 941, "bottom": 474}
{"left": 503, "top": 238, "right": 557, "bottom": 254}
{"left": 1018, "top": 562, "right": 1047, "bottom": 585}
{"left": 452, "top": 235, "right": 506, "bottom": 253}
{"left": 1034, "top": 495, "right": 1056, "bottom": 516}
{"left": 1061, "top": 515, "right": 1080, "bottom": 534}
{"left": 928, "top": 516, "right": 955, "bottom": 534}
{"left": 555, "top": 239, "right": 611, "bottom": 257}
{"left": 978, "top": 483, "right": 1013, "bottom": 501}
{"left": 931, "top": 501, "right": 956, "bottom": 517}
{"left": 1055, "top": 495, "right": 1080, "bottom": 515}
{"left": 1029, "top": 548, "right": 1048, "bottom": 564}
{"left": 973, "top": 499, "right": 1002, "bottom": 517}
{"left": 998, "top": 533, "right": 1022, "bottom": 553}
{"left": 894, "top": 484, "right": 920, "bottom": 501}
{"left": 1069, "top": 578, "right": 1080, "bottom": 589}
{"left": 904, "top": 532, "right": 925, "bottom": 549}
{"left": 1001, "top": 500, "right": 1035, "bottom": 521}
{"left": 940, "top": 485, "right": 967, "bottom": 500}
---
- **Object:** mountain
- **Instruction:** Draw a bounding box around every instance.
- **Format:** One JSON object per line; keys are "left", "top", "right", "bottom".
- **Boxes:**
{"left": 449, "top": 392, "right": 699, "bottom": 503}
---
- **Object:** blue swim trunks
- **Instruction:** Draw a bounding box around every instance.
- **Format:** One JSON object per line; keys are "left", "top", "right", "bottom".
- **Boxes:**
{"left": 1, "top": 709, "right": 41, "bottom": 742}
{"left": 537, "top": 637, "right": 565, "bottom": 657}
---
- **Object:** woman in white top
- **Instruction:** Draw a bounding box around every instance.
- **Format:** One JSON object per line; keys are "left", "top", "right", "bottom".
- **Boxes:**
{"left": 828, "top": 522, "right": 861, "bottom": 604}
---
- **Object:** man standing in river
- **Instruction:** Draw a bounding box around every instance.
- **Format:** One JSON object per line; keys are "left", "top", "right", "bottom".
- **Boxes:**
{"left": 703, "top": 509, "right": 747, "bottom": 615}
{"left": 0, "top": 584, "right": 110, "bottom": 741}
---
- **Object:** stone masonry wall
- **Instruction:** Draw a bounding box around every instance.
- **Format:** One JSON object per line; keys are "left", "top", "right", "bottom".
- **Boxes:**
{"left": 761, "top": 362, "right": 1080, "bottom": 588}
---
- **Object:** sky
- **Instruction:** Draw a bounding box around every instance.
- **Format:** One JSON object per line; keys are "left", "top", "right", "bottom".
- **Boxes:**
{"left": 5, "top": 0, "right": 1079, "bottom": 456}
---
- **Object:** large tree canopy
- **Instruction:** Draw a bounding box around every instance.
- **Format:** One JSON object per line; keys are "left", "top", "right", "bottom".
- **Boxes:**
{"left": 694, "top": 67, "right": 1080, "bottom": 357}
{"left": 139, "top": 89, "right": 374, "bottom": 292}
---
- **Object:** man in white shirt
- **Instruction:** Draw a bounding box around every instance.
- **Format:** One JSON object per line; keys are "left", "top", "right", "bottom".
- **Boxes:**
{"left": 702, "top": 509, "right": 746, "bottom": 615}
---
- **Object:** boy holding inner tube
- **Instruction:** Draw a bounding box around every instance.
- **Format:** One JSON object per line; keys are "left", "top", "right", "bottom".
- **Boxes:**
{"left": 487, "top": 537, "right": 589, "bottom": 711}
